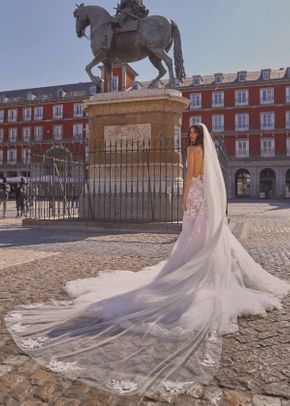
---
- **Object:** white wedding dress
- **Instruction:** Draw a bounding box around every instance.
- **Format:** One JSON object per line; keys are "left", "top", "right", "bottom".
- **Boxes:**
{"left": 5, "top": 124, "right": 290, "bottom": 399}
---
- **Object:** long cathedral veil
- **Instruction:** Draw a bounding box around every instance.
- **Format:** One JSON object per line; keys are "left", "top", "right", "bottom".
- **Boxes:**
{"left": 4, "top": 124, "right": 290, "bottom": 399}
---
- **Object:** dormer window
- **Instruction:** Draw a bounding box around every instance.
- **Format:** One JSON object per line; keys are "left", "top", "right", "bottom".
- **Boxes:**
{"left": 89, "top": 85, "right": 97, "bottom": 96}
{"left": 214, "top": 73, "right": 223, "bottom": 84}
{"left": 192, "top": 75, "right": 202, "bottom": 86}
{"left": 131, "top": 81, "right": 140, "bottom": 90}
{"left": 57, "top": 89, "right": 67, "bottom": 98}
{"left": 284, "top": 67, "right": 290, "bottom": 79}
{"left": 0, "top": 95, "right": 8, "bottom": 104}
{"left": 261, "top": 69, "right": 271, "bottom": 81}
{"left": 26, "top": 92, "right": 36, "bottom": 101}
{"left": 237, "top": 71, "right": 247, "bottom": 82}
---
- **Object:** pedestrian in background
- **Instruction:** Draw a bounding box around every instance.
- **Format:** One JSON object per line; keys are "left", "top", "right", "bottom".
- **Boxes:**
{"left": 0, "top": 177, "right": 11, "bottom": 218}
{"left": 15, "top": 178, "right": 27, "bottom": 217}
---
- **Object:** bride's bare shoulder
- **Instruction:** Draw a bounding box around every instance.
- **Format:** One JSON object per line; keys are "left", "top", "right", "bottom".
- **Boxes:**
{"left": 187, "top": 145, "right": 203, "bottom": 154}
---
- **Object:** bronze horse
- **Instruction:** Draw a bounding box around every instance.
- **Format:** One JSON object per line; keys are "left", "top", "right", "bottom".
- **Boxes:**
{"left": 74, "top": 3, "right": 186, "bottom": 91}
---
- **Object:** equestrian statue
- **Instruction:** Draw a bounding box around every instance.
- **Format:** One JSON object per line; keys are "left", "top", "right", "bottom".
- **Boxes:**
{"left": 73, "top": 1, "right": 186, "bottom": 91}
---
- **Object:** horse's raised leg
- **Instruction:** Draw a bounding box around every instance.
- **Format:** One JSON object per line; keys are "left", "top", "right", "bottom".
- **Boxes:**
{"left": 85, "top": 54, "right": 104, "bottom": 86}
{"left": 148, "top": 55, "right": 167, "bottom": 89}
{"left": 147, "top": 47, "right": 175, "bottom": 88}
{"left": 104, "top": 62, "right": 113, "bottom": 92}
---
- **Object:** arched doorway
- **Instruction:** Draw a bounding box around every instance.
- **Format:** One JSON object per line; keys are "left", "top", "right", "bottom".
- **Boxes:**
{"left": 235, "top": 169, "right": 250, "bottom": 198}
{"left": 260, "top": 168, "right": 276, "bottom": 199}
{"left": 285, "top": 169, "right": 290, "bottom": 198}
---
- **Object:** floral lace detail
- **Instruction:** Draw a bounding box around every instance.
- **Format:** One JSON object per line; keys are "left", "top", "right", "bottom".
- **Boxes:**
{"left": 200, "top": 353, "right": 216, "bottom": 367}
{"left": 163, "top": 380, "right": 196, "bottom": 394}
{"left": 10, "top": 322, "right": 27, "bottom": 333}
{"left": 183, "top": 176, "right": 207, "bottom": 225}
{"left": 110, "top": 379, "right": 138, "bottom": 393}
{"left": 5, "top": 312, "right": 23, "bottom": 322}
{"left": 48, "top": 358, "right": 82, "bottom": 372}
{"left": 21, "top": 336, "right": 49, "bottom": 349}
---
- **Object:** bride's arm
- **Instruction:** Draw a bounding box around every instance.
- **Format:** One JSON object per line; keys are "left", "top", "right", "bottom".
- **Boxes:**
{"left": 181, "top": 147, "right": 195, "bottom": 211}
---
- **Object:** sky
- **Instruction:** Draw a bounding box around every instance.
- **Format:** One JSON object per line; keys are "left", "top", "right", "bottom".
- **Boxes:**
{"left": 0, "top": 0, "right": 290, "bottom": 91}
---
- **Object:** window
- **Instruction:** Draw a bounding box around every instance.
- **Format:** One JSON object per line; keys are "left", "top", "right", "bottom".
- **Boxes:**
{"left": 235, "top": 114, "right": 249, "bottom": 131}
{"left": 235, "top": 90, "right": 249, "bottom": 106}
{"left": 132, "top": 82, "right": 141, "bottom": 90}
{"left": 237, "top": 71, "right": 247, "bottom": 82}
{"left": 53, "top": 125, "right": 63, "bottom": 140}
{"left": 22, "top": 148, "right": 31, "bottom": 164}
{"left": 22, "top": 127, "right": 31, "bottom": 142}
{"left": 261, "top": 69, "right": 271, "bottom": 81}
{"left": 260, "top": 138, "right": 275, "bottom": 157}
{"left": 192, "top": 75, "right": 202, "bottom": 86}
{"left": 189, "top": 116, "right": 202, "bottom": 126}
{"left": 53, "top": 105, "right": 63, "bottom": 119}
{"left": 0, "top": 150, "right": 3, "bottom": 163}
{"left": 0, "top": 129, "right": 3, "bottom": 143}
{"left": 190, "top": 93, "right": 202, "bottom": 109}
{"left": 214, "top": 73, "right": 223, "bottom": 84}
{"left": 34, "top": 126, "right": 43, "bottom": 142}
{"left": 260, "top": 112, "right": 275, "bottom": 130}
{"left": 89, "top": 85, "right": 97, "bottom": 95}
{"left": 286, "top": 87, "right": 290, "bottom": 103}
{"left": 73, "top": 124, "right": 83, "bottom": 140}
{"left": 212, "top": 115, "right": 224, "bottom": 132}
{"left": 7, "top": 149, "right": 17, "bottom": 164}
{"left": 0, "top": 110, "right": 3, "bottom": 123}
{"left": 34, "top": 106, "right": 43, "bottom": 120}
{"left": 8, "top": 109, "right": 17, "bottom": 123}
{"left": 112, "top": 76, "right": 119, "bottom": 92}
{"left": 235, "top": 140, "right": 249, "bottom": 158}
{"left": 8, "top": 128, "right": 17, "bottom": 143}
{"left": 26, "top": 92, "right": 36, "bottom": 101}
{"left": 212, "top": 92, "right": 224, "bottom": 107}
{"left": 74, "top": 103, "right": 83, "bottom": 118}
{"left": 286, "top": 112, "right": 290, "bottom": 129}
{"left": 23, "top": 107, "right": 32, "bottom": 121}
{"left": 260, "top": 88, "right": 274, "bottom": 104}
{"left": 287, "top": 138, "right": 290, "bottom": 156}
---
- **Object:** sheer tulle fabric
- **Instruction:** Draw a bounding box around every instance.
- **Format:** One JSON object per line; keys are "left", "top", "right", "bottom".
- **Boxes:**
{"left": 5, "top": 124, "right": 290, "bottom": 398}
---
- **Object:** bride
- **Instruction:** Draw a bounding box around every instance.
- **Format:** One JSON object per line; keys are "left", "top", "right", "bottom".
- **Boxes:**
{"left": 5, "top": 123, "right": 290, "bottom": 398}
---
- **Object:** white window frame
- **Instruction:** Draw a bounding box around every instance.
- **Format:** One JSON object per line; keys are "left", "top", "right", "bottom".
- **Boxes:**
{"left": 8, "top": 128, "right": 17, "bottom": 143}
{"left": 286, "top": 138, "right": 290, "bottom": 157}
{"left": 235, "top": 140, "right": 249, "bottom": 158}
{"left": 0, "top": 150, "right": 3, "bottom": 164}
{"left": 212, "top": 92, "right": 224, "bottom": 107}
{"left": 34, "top": 106, "right": 43, "bottom": 120}
{"left": 73, "top": 123, "right": 83, "bottom": 140}
{"left": 286, "top": 87, "right": 290, "bottom": 103}
{"left": 262, "top": 70, "right": 270, "bottom": 81}
{"left": 34, "top": 126, "right": 43, "bottom": 142}
{"left": 189, "top": 116, "right": 202, "bottom": 126}
{"left": 8, "top": 109, "right": 17, "bottom": 123}
{"left": 235, "top": 113, "right": 249, "bottom": 131}
{"left": 53, "top": 125, "right": 63, "bottom": 141}
{"left": 260, "top": 88, "right": 274, "bottom": 104}
{"left": 7, "top": 149, "right": 17, "bottom": 164}
{"left": 0, "top": 129, "right": 3, "bottom": 143}
{"left": 260, "top": 138, "right": 275, "bottom": 157}
{"left": 260, "top": 112, "right": 275, "bottom": 130}
{"left": 0, "top": 110, "right": 4, "bottom": 123}
{"left": 23, "top": 107, "right": 32, "bottom": 121}
{"left": 112, "top": 75, "right": 119, "bottom": 92}
{"left": 212, "top": 115, "right": 224, "bottom": 132}
{"left": 238, "top": 72, "right": 247, "bottom": 82}
{"left": 235, "top": 90, "right": 249, "bottom": 106}
{"left": 22, "top": 148, "right": 31, "bottom": 164}
{"left": 286, "top": 112, "right": 290, "bottom": 129}
{"left": 53, "top": 105, "right": 63, "bottom": 119}
{"left": 73, "top": 103, "right": 83, "bottom": 118}
{"left": 190, "top": 93, "right": 202, "bottom": 109}
{"left": 22, "top": 127, "right": 31, "bottom": 143}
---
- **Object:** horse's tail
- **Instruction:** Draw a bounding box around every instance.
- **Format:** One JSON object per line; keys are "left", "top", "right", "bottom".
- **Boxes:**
{"left": 171, "top": 20, "right": 186, "bottom": 82}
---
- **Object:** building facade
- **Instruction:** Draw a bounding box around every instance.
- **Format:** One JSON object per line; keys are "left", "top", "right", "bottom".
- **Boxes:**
{"left": 1, "top": 65, "right": 290, "bottom": 199}
{"left": 181, "top": 68, "right": 290, "bottom": 199}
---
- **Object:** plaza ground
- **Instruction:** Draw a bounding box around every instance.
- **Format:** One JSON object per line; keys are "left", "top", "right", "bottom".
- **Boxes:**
{"left": 0, "top": 200, "right": 289, "bottom": 405}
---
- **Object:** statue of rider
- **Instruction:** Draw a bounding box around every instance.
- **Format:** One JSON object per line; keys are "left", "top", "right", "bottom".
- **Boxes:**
{"left": 104, "top": 0, "right": 149, "bottom": 50}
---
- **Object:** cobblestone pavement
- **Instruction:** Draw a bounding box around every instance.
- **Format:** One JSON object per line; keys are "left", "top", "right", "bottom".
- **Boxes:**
{"left": 0, "top": 200, "right": 289, "bottom": 405}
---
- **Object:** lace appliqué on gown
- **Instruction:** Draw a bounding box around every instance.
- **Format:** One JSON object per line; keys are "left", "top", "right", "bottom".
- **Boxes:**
{"left": 183, "top": 175, "right": 207, "bottom": 225}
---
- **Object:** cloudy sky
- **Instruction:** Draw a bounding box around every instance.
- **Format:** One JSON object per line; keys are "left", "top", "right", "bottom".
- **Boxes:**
{"left": 0, "top": 0, "right": 290, "bottom": 90}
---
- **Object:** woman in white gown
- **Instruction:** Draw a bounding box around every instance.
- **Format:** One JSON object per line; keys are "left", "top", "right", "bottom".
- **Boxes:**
{"left": 5, "top": 123, "right": 290, "bottom": 399}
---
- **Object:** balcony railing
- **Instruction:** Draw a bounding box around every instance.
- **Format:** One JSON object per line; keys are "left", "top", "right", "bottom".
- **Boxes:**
{"left": 260, "top": 149, "right": 275, "bottom": 157}
{"left": 235, "top": 150, "right": 249, "bottom": 158}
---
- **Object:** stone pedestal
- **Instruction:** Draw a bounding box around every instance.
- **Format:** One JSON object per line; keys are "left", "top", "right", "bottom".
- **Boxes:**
{"left": 81, "top": 89, "right": 189, "bottom": 222}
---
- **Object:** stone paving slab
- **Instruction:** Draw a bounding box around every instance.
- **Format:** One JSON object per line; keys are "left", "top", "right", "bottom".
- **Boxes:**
{"left": 0, "top": 201, "right": 289, "bottom": 405}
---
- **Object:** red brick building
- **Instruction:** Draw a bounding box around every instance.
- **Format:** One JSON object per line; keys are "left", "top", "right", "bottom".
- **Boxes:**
{"left": 1, "top": 65, "right": 290, "bottom": 199}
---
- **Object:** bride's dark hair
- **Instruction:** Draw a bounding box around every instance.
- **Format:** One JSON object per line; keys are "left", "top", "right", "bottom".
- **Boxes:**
{"left": 188, "top": 124, "right": 204, "bottom": 148}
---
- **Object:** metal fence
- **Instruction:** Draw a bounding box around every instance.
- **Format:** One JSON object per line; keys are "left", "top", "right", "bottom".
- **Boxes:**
{"left": 26, "top": 137, "right": 186, "bottom": 223}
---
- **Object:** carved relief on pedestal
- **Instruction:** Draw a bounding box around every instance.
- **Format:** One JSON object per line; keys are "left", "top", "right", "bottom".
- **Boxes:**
{"left": 104, "top": 123, "right": 151, "bottom": 151}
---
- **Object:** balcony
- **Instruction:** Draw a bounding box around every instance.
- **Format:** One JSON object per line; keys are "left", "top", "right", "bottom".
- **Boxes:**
{"left": 235, "top": 150, "right": 249, "bottom": 158}
{"left": 260, "top": 149, "right": 275, "bottom": 158}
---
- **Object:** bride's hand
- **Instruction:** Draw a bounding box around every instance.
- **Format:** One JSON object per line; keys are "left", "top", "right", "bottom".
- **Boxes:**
{"left": 181, "top": 197, "right": 187, "bottom": 211}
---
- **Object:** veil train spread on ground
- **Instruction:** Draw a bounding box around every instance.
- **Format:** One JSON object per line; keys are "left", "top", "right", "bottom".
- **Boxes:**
{"left": 4, "top": 124, "right": 290, "bottom": 398}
